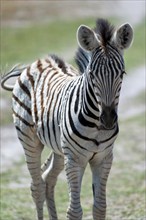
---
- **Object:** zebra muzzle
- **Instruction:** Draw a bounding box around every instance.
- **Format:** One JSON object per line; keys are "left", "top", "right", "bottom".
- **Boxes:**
{"left": 100, "top": 107, "right": 118, "bottom": 130}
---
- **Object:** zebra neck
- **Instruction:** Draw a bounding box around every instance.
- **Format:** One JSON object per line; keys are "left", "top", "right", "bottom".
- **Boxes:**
{"left": 81, "top": 74, "right": 100, "bottom": 123}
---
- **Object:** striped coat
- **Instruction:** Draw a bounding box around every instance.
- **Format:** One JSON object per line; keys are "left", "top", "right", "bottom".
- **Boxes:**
{"left": 1, "top": 19, "right": 133, "bottom": 220}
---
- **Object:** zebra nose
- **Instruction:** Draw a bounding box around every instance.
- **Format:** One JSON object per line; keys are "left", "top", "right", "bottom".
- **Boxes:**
{"left": 100, "top": 108, "right": 118, "bottom": 129}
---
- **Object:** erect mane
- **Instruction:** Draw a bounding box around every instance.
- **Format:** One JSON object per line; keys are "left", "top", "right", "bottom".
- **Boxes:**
{"left": 50, "top": 54, "right": 68, "bottom": 74}
{"left": 75, "top": 47, "right": 90, "bottom": 75}
{"left": 95, "top": 18, "right": 115, "bottom": 47}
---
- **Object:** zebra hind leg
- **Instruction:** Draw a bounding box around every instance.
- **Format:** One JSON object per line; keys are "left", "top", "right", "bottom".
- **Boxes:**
{"left": 42, "top": 153, "right": 64, "bottom": 220}
{"left": 15, "top": 125, "right": 46, "bottom": 220}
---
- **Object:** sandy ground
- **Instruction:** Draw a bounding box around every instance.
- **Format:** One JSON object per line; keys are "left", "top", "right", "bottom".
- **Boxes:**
{"left": 119, "top": 66, "right": 145, "bottom": 118}
{"left": 1, "top": 124, "right": 23, "bottom": 172}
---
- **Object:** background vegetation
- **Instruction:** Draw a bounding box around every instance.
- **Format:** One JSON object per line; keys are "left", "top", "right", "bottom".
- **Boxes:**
{"left": 1, "top": 18, "right": 145, "bottom": 70}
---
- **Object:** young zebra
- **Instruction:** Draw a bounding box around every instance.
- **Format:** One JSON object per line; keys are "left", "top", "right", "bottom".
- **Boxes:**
{"left": 1, "top": 19, "right": 133, "bottom": 220}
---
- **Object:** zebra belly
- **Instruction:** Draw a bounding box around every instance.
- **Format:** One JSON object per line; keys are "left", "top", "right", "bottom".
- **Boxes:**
{"left": 61, "top": 127, "right": 117, "bottom": 163}
{"left": 36, "top": 117, "right": 63, "bottom": 155}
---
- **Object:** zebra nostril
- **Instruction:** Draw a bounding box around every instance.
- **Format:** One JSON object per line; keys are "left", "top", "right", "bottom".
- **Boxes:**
{"left": 110, "top": 110, "right": 118, "bottom": 122}
{"left": 100, "top": 111, "right": 107, "bottom": 124}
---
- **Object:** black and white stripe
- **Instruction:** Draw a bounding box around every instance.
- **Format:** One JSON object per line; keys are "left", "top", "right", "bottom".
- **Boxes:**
{"left": 1, "top": 18, "right": 133, "bottom": 220}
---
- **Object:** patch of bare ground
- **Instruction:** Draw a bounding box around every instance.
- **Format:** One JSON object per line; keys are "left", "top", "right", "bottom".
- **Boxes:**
{"left": 119, "top": 66, "right": 145, "bottom": 119}
{"left": 1, "top": 1, "right": 145, "bottom": 27}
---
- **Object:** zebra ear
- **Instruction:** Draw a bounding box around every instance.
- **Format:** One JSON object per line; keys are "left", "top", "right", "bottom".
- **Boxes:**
{"left": 113, "top": 23, "right": 133, "bottom": 50}
{"left": 77, "top": 25, "right": 100, "bottom": 51}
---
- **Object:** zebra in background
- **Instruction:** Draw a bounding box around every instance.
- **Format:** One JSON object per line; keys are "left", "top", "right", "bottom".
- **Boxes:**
{"left": 1, "top": 19, "right": 133, "bottom": 220}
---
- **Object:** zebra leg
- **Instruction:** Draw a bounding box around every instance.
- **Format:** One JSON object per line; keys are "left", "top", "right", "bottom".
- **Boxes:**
{"left": 65, "top": 157, "right": 87, "bottom": 220}
{"left": 42, "top": 153, "right": 64, "bottom": 220}
{"left": 41, "top": 152, "right": 53, "bottom": 173}
{"left": 89, "top": 151, "right": 113, "bottom": 220}
{"left": 15, "top": 125, "right": 46, "bottom": 220}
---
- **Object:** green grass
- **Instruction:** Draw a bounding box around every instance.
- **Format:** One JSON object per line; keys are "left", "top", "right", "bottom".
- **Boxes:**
{"left": 1, "top": 112, "right": 145, "bottom": 220}
{"left": 1, "top": 17, "right": 145, "bottom": 70}
{"left": 1, "top": 18, "right": 94, "bottom": 69}
{"left": 124, "top": 19, "right": 145, "bottom": 70}
{"left": 106, "top": 118, "right": 145, "bottom": 220}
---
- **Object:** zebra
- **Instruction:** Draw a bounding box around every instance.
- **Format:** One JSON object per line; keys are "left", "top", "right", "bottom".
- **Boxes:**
{"left": 1, "top": 18, "right": 133, "bottom": 220}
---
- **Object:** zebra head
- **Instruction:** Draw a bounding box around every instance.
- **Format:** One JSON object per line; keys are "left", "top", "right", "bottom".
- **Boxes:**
{"left": 76, "top": 19, "right": 133, "bottom": 130}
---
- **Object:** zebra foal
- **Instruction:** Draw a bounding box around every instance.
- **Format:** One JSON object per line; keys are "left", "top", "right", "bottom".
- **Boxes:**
{"left": 1, "top": 19, "right": 133, "bottom": 220}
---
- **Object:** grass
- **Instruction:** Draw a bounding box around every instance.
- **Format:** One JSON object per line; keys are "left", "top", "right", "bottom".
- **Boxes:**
{"left": 1, "top": 18, "right": 94, "bottom": 69}
{"left": 1, "top": 111, "right": 145, "bottom": 219}
{"left": 1, "top": 17, "right": 145, "bottom": 70}
{"left": 124, "top": 19, "right": 145, "bottom": 70}
{"left": 106, "top": 117, "right": 145, "bottom": 220}
{"left": 132, "top": 90, "right": 145, "bottom": 106}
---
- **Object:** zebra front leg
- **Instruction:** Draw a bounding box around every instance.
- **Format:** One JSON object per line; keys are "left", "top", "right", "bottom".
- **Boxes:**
{"left": 42, "top": 153, "right": 64, "bottom": 220}
{"left": 15, "top": 126, "right": 46, "bottom": 220}
{"left": 89, "top": 151, "right": 113, "bottom": 220}
{"left": 65, "top": 156, "right": 87, "bottom": 220}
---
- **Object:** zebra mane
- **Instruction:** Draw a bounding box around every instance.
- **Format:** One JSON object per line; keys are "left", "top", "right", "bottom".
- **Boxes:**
{"left": 95, "top": 18, "right": 115, "bottom": 47}
{"left": 50, "top": 54, "right": 68, "bottom": 74}
{"left": 75, "top": 47, "right": 90, "bottom": 74}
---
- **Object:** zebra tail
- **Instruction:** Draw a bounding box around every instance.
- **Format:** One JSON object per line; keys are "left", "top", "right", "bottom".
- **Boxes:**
{"left": 1, "top": 64, "right": 28, "bottom": 91}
